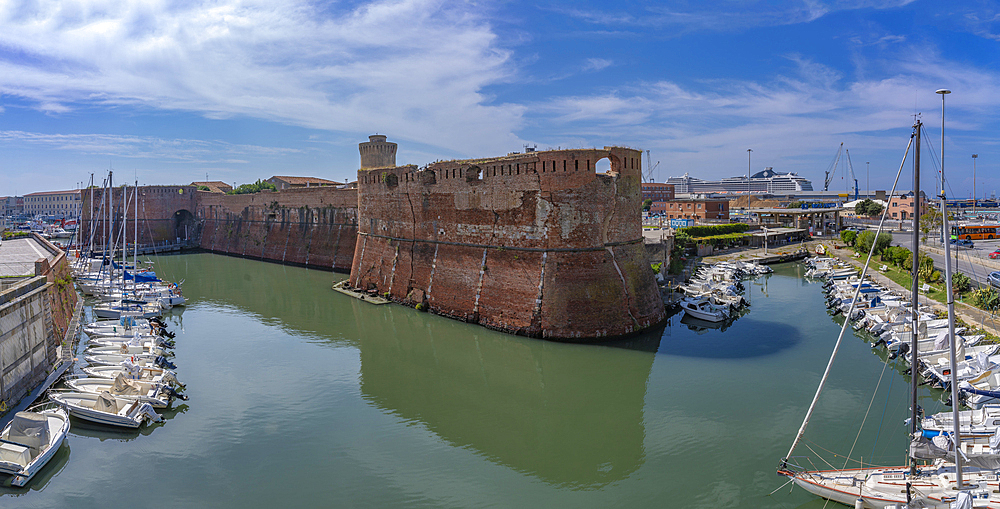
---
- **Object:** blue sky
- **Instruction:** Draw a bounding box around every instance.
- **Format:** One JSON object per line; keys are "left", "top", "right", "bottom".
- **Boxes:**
{"left": 2, "top": 0, "right": 999, "bottom": 198}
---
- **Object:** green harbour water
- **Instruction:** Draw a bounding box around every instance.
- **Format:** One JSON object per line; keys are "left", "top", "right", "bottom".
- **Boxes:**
{"left": 0, "top": 253, "right": 952, "bottom": 508}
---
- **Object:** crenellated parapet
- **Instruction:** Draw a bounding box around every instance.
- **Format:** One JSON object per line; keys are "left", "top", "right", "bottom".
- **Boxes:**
{"left": 350, "top": 146, "right": 665, "bottom": 340}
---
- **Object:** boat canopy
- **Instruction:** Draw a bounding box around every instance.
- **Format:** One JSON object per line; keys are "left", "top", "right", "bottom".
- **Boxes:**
{"left": 111, "top": 374, "right": 144, "bottom": 396}
{"left": 8, "top": 412, "right": 49, "bottom": 455}
{"left": 95, "top": 391, "right": 119, "bottom": 414}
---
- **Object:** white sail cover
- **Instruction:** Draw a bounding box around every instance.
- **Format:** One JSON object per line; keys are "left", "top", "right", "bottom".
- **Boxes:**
{"left": 933, "top": 331, "right": 949, "bottom": 351}
{"left": 951, "top": 490, "right": 972, "bottom": 509}
{"left": 7, "top": 412, "right": 49, "bottom": 454}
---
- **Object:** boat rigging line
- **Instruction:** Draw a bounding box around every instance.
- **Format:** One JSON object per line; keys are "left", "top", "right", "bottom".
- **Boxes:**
{"left": 782, "top": 130, "right": 913, "bottom": 465}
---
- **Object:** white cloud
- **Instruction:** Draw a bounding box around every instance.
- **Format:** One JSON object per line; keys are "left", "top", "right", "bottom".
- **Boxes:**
{"left": 583, "top": 58, "right": 612, "bottom": 71}
{"left": 0, "top": 130, "right": 303, "bottom": 163}
{"left": 530, "top": 48, "right": 1000, "bottom": 184}
{"left": 0, "top": 0, "right": 525, "bottom": 156}
{"left": 559, "top": 0, "right": 918, "bottom": 33}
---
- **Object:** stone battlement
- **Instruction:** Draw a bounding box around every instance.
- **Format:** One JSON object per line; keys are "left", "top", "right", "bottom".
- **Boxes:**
{"left": 350, "top": 146, "right": 665, "bottom": 340}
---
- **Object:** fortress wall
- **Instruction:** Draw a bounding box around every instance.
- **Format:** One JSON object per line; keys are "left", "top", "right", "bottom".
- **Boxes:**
{"left": 195, "top": 187, "right": 358, "bottom": 271}
{"left": 81, "top": 185, "right": 199, "bottom": 248}
{"left": 349, "top": 147, "right": 665, "bottom": 340}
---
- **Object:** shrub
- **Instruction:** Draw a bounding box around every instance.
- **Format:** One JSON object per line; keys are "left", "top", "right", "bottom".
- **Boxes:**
{"left": 651, "top": 262, "right": 662, "bottom": 274}
{"left": 840, "top": 230, "right": 857, "bottom": 246}
{"left": 854, "top": 230, "right": 893, "bottom": 256}
{"left": 952, "top": 273, "right": 972, "bottom": 294}
{"left": 972, "top": 288, "right": 1000, "bottom": 311}
{"left": 679, "top": 223, "right": 749, "bottom": 238}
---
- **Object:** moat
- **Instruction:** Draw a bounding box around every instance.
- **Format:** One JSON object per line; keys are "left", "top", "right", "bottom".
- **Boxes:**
{"left": 1, "top": 254, "right": 946, "bottom": 508}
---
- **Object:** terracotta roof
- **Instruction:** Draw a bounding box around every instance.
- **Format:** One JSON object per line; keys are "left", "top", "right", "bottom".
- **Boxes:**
{"left": 191, "top": 181, "right": 233, "bottom": 192}
{"left": 268, "top": 176, "right": 338, "bottom": 185}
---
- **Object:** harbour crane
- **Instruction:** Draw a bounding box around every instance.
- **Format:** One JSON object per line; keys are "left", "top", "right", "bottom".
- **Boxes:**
{"left": 844, "top": 149, "right": 860, "bottom": 201}
{"left": 645, "top": 150, "right": 660, "bottom": 183}
{"left": 823, "top": 143, "right": 843, "bottom": 192}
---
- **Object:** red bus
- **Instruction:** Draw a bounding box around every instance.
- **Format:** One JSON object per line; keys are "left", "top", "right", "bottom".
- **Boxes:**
{"left": 951, "top": 224, "right": 1000, "bottom": 240}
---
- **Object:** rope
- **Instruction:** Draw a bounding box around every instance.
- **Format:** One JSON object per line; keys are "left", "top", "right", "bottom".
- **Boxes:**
{"left": 870, "top": 360, "right": 894, "bottom": 460}
{"left": 784, "top": 133, "right": 912, "bottom": 461}
{"left": 840, "top": 343, "right": 893, "bottom": 470}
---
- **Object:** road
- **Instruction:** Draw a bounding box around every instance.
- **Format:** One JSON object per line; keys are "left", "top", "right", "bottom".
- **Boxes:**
{"left": 882, "top": 230, "right": 999, "bottom": 287}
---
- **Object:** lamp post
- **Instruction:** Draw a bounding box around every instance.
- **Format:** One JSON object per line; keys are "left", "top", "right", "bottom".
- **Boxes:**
{"left": 973, "top": 154, "right": 978, "bottom": 214}
{"left": 866, "top": 162, "right": 870, "bottom": 198}
{"left": 747, "top": 148, "right": 752, "bottom": 211}
{"left": 936, "top": 87, "right": 963, "bottom": 490}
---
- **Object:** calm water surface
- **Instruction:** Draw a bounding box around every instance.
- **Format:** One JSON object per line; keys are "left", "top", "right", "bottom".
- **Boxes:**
{"left": 1, "top": 254, "right": 951, "bottom": 508}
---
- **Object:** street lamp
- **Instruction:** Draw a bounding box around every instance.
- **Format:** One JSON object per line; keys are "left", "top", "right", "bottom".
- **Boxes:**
{"left": 937, "top": 89, "right": 951, "bottom": 244}
{"left": 747, "top": 148, "right": 752, "bottom": 210}
{"left": 866, "top": 162, "right": 870, "bottom": 197}
{"left": 973, "top": 154, "right": 978, "bottom": 214}
{"left": 936, "top": 87, "right": 963, "bottom": 489}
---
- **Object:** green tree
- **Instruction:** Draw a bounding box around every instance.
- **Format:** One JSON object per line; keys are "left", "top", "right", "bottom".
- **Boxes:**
{"left": 854, "top": 230, "right": 893, "bottom": 256}
{"left": 197, "top": 185, "right": 211, "bottom": 191}
{"left": 228, "top": 179, "right": 278, "bottom": 195}
{"left": 643, "top": 199, "right": 653, "bottom": 212}
{"left": 840, "top": 230, "right": 857, "bottom": 246}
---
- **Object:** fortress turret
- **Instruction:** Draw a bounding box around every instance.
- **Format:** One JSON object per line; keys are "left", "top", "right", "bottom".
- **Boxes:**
{"left": 359, "top": 135, "right": 397, "bottom": 169}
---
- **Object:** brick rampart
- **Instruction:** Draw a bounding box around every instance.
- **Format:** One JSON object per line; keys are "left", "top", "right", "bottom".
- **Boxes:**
{"left": 195, "top": 187, "right": 358, "bottom": 271}
{"left": 349, "top": 147, "right": 666, "bottom": 340}
{"left": 81, "top": 185, "right": 199, "bottom": 248}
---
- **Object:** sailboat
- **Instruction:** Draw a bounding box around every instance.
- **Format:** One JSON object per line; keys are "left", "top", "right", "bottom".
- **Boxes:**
{"left": 777, "top": 120, "right": 996, "bottom": 508}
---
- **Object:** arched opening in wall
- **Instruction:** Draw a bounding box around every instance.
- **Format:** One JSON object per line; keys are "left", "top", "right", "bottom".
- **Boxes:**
{"left": 466, "top": 165, "right": 482, "bottom": 183}
{"left": 173, "top": 209, "right": 195, "bottom": 243}
{"left": 595, "top": 157, "right": 612, "bottom": 174}
{"left": 383, "top": 172, "right": 399, "bottom": 189}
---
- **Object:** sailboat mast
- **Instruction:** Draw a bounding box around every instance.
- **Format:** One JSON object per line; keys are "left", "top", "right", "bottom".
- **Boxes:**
{"left": 909, "top": 120, "right": 921, "bottom": 477}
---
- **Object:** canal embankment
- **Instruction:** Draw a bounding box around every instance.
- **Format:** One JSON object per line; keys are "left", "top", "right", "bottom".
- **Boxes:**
{"left": 0, "top": 234, "right": 81, "bottom": 418}
{"left": 823, "top": 244, "right": 1000, "bottom": 338}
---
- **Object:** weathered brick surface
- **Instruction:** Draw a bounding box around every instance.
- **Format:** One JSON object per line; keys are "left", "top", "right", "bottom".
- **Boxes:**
{"left": 350, "top": 147, "right": 666, "bottom": 340}
{"left": 81, "top": 185, "right": 199, "bottom": 249}
{"left": 195, "top": 187, "right": 358, "bottom": 271}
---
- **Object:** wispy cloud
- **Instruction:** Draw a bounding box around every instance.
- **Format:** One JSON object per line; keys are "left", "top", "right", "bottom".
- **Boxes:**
{"left": 0, "top": 0, "right": 525, "bottom": 156}
{"left": 583, "top": 58, "right": 613, "bottom": 71}
{"left": 531, "top": 48, "right": 1000, "bottom": 182}
{"left": 556, "top": 0, "right": 918, "bottom": 33}
{"left": 0, "top": 130, "right": 303, "bottom": 164}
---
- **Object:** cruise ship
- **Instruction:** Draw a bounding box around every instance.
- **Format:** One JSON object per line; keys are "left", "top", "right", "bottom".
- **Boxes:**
{"left": 665, "top": 168, "right": 813, "bottom": 194}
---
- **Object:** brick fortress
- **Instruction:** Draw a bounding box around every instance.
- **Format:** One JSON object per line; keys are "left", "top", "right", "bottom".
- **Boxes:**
{"left": 348, "top": 144, "right": 666, "bottom": 340}
{"left": 80, "top": 137, "right": 666, "bottom": 341}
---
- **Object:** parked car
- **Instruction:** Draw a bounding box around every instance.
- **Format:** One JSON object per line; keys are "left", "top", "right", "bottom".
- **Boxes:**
{"left": 990, "top": 249, "right": 1000, "bottom": 260}
{"left": 989, "top": 271, "right": 1000, "bottom": 289}
{"left": 951, "top": 238, "right": 975, "bottom": 248}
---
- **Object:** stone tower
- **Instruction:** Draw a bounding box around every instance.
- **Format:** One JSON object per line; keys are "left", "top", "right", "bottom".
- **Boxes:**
{"left": 359, "top": 135, "right": 397, "bottom": 169}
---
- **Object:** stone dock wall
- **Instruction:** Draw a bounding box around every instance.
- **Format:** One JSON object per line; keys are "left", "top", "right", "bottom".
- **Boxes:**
{"left": 0, "top": 236, "right": 77, "bottom": 411}
{"left": 195, "top": 187, "right": 358, "bottom": 272}
{"left": 349, "top": 147, "right": 666, "bottom": 340}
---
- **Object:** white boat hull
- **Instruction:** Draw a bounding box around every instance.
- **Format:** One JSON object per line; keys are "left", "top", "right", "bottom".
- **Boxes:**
{"left": 0, "top": 407, "right": 69, "bottom": 487}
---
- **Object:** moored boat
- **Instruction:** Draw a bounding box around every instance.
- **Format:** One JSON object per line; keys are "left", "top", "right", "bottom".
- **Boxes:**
{"left": 0, "top": 404, "right": 70, "bottom": 487}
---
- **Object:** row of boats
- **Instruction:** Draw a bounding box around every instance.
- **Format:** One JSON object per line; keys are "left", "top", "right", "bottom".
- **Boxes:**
{"left": 0, "top": 252, "right": 187, "bottom": 487}
{"left": 677, "top": 260, "right": 771, "bottom": 323}
{"left": 780, "top": 249, "right": 1000, "bottom": 507}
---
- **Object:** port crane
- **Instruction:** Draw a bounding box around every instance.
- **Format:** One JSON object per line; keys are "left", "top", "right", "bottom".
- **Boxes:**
{"left": 822, "top": 143, "right": 859, "bottom": 201}
{"left": 644, "top": 150, "right": 660, "bottom": 183}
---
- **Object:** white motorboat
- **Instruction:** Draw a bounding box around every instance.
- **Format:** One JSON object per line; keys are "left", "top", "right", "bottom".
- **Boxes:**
{"left": 0, "top": 404, "right": 69, "bottom": 487}
{"left": 82, "top": 363, "right": 182, "bottom": 386}
{"left": 82, "top": 352, "right": 159, "bottom": 366}
{"left": 680, "top": 297, "right": 730, "bottom": 322}
{"left": 64, "top": 374, "right": 182, "bottom": 409}
{"left": 49, "top": 391, "right": 161, "bottom": 428}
